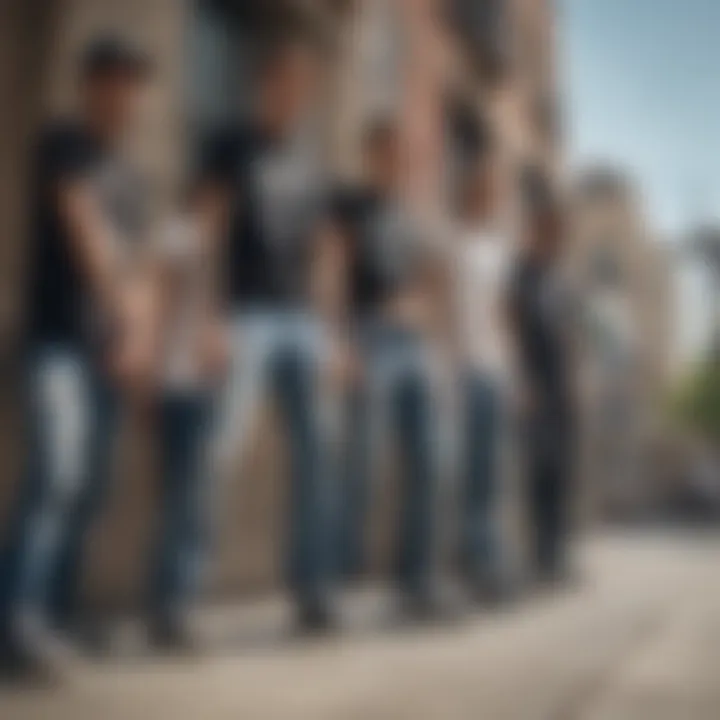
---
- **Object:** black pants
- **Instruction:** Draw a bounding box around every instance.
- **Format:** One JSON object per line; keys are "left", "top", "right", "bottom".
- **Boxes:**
{"left": 525, "top": 401, "right": 574, "bottom": 577}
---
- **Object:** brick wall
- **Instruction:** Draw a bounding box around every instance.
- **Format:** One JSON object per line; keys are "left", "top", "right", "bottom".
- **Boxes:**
{"left": 0, "top": 0, "right": 563, "bottom": 607}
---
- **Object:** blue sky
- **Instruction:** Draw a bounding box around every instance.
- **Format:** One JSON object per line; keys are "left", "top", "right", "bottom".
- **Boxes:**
{"left": 559, "top": 0, "right": 720, "bottom": 236}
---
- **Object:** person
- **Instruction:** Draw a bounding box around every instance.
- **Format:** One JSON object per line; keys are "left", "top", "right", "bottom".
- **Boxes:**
{"left": 332, "top": 120, "right": 443, "bottom": 619}
{"left": 142, "top": 203, "right": 222, "bottom": 651}
{"left": 452, "top": 151, "right": 515, "bottom": 602}
{"left": 509, "top": 176, "right": 577, "bottom": 585}
{"left": 195, "top": 31, "right": 338, "bottom": 632}
{"left": 0, "top": 36, "right": 153, "bottom": 678}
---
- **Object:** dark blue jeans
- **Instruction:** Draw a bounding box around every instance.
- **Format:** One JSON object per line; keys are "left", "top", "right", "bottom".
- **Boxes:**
{"left": 148, "top": 391, "right": 211, "bottom": 623}
{"left": 461, "top": 371, "right": 502, "bottom": 581}
{"left": 339, "top": 322, "right": 438, "bottom": 595}
{"left": 525, "top": 399, "right": 574, "bottom": 576}
{"left": 0, "top": 344, "right": 117, "bottom": 640}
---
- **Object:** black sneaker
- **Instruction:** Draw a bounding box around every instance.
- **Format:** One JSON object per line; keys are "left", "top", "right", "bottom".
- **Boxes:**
{"left": 1, "top": 619, "right": 73, "bottom": 687}
{"left": 295, "top": 598, "right": 338, "bottom": 636}
{"left": 396, "top": 585, "right": 465, "bottom": 626}
{"left": 466, "top": 569, "right": 516, "bottom": 609}
{"left": 534, "top": 560, "right": 582, "bottom": 591}
{"left": 148, "top": 616, "right": 199, "bottom": 656}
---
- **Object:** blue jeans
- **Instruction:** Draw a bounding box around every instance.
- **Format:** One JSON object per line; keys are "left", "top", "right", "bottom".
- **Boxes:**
{"left": 460, "top": 371, "right": 502, "bottom": 581}
{"left": 211, "top": 309, "right": 333, "bottom": 607}
{"left": 0, "top": 344, "right": 117, "bottom": 638}
{"left": 148, "top": 391, "right": 211, "bottom": 623}
{"left": 340, "top": 322, "right": 438, "bottom": 595}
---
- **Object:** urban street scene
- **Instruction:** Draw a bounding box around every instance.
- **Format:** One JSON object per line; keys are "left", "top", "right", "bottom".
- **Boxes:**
{"left": 0, "top": 1, "right": 719, "bottom": 718}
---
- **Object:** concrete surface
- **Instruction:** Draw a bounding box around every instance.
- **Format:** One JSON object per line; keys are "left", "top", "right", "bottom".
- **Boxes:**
{"left": 2, "top": 530, "right": 720, "bottom": 720}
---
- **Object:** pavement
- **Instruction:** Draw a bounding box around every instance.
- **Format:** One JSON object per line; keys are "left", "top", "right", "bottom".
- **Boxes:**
{"left": 2, "top": 530, "right": 720, "bottom": 720}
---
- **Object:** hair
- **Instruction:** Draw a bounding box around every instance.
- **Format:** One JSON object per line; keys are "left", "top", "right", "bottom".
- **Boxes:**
{"left": 79, "top": 35, "right": 151, "bottom": 83}
{"left": 255, "top": 18, "right": 326, "bottom": 81}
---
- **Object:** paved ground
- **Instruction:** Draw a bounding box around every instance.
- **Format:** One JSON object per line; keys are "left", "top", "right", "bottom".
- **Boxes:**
{"left": 2, "top": 530, "right": 720, "bottom": 720}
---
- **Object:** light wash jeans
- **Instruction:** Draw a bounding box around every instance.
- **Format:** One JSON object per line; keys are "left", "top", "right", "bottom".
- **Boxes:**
{"left": 0, "top": 344, "right": 117, "bottom": 643}
{"left": 210, "top": 308, "right": 334, "bottom": 607}
{"left": 339, "top": 321, "right": 439, "bottom": 596}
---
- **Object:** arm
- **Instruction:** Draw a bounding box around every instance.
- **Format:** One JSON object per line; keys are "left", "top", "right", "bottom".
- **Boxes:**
{"left": 503, "top": 262, "right": 534, "bottom": 414}
{"left": 310, "top": 218, "right": 350, "bottom": 326}
{"left": 310, "top": 216, "right": 359, "bottom": 387}
{"left": 55, "top": 176, "right": 125, "bottom": 337}
{"left": 36, "top": 125, "right": 123, "bottom": 324}
{"left": 190, "top": 129, "right": 239, "bottom": 376}
{"left": 50, "top": 144, "right": 137, "bottom": 381}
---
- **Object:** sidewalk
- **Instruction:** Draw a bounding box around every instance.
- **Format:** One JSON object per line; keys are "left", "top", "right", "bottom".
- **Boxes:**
{"left": 2, "top": 531, "right": 720, "bottom": 719}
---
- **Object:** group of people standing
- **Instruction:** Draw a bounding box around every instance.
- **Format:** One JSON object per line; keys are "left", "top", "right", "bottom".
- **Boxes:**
{"left": 0, "top": 30, "right": 577, "bottom": 682}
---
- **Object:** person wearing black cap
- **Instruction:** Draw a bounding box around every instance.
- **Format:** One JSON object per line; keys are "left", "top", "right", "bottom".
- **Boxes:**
{"left": 0, "top": 34, "right": 152, "bottom": 679}
{"left": 508, "top": 174, "right": 578, "bottom": 586}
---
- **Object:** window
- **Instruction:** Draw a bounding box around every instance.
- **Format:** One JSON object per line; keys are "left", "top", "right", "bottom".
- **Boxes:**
{"left": 446, "top": 0, "right": 514, "bottom": 82}
{"left": 188, "top": 1, "right": 256, "bottom": 129}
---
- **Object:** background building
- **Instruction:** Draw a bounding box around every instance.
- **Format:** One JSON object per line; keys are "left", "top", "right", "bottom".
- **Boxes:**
{"left": 569, "top": 168, "right": 673, "bottom": 519}
{"left": 0, "top": 0, "right": 561, "bottom": 606}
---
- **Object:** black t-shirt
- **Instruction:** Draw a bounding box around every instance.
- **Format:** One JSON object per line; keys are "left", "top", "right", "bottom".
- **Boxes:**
{"left": 26, "top": 121, "right": 101, "bottom": 345}
{"left": 26, "top": 120, "right": 147, "bottom": 346}
{"left": 331, "top": 185, "right": 422, "bottom": 317}
{"left": 199, "top": 121, "right": 327, "bottom": 308}
{"left": 509, "top": 254, "right": 571, "bottom": 403}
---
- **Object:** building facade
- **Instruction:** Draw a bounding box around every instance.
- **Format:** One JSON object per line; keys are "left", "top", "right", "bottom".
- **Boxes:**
{"left": 569, "top": 169, "right": 672, "bottom": 518}
{"left": 0, "top": 0, "right": 561, "bottom": 605}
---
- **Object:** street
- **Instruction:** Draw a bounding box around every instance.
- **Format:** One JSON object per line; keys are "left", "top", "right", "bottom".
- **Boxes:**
{"left": 2, "top": 530, "right": 720, "bottom": 719}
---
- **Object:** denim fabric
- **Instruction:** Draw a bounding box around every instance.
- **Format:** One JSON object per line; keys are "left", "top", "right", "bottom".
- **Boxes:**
{"left": 339, "top": 322, "right": 438, "bottom": 595}
{"left": 148, "top": 392, "right": 212, "bottom": 622}
{"left": 525, "top": 401, "right": 574, "bottom": 576}
{"left": 0, "top": 344, "right": 117, "bottom": 637}
{"left": 460, "top": 371, "right": 502, "bottom": 581}
{"left": 210, "top": 309, "right": 334, "bottom": 606}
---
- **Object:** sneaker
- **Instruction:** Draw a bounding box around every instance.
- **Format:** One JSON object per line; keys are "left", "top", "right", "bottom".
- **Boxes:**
{"left": 148, "top": 616, "right": 199, "bottom": 656}
{"left": 2, "top": 613, "right": 75, "bottom": 686}
{"left": 534, "top": 561, "right": 582, "bottom": 591}
{"left": 396, "top": 585, "right": 465, "bottom": 626}
{"left": 294, "top": 598, "right": 338, "bottom": 636}
{"left": 466, "top": 569, "right": 517, "bottom": 609}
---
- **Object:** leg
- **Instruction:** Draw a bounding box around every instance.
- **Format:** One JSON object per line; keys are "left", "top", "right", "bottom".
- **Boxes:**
{"left": 392, "top": 358, "right": 437, "bottom": 597}
{"left": 544, "top": 411, "right": 574, "bottom": 578}
{"left": 530, "top": 459, "right": 555, "bottom": 577}
{"left": 462, "top": 373, "right": 501, "bottom": 584}
{"left": 209, "top": 316, "right": 271, "bottom": 482}
{"left": 273, "top": 338, "right": 333, "bottom": 617}
{"left": 3, "top": 351, "right": 100, "bottom": 652}
{"left": 148, "top": 393, "right": 210, "bottom": 636}
{"left": 337, "top": 383, "right": 372, "bottom": 580}
{"left": 0, "top": 377, "right": 51, "bottom": 641}
{"left": 47, "top": 372, "right": 117, "bottom": 630}
{"left": 337, "top": 331, "right": 391, "bottom": 584}
{"left": 203, "top": 314, "right": 271, "bottom": 577}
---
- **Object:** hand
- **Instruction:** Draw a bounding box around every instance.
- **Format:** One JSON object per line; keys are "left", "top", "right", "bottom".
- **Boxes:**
{"left": 106, "top": 283, "right": 157, "bottom": 395}
{"left": 327, "top": 338, "right": 362, "bottom": 388}
{"left": 109, "top": 331, "right": 156, "bottom": 396}
{"left": 199, "top": 320, "right": 231, "bottom": 380}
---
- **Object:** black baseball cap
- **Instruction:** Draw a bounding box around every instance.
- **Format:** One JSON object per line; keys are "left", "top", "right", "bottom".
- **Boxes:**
{"left": 80, "top": 35, "right": 153, "bottom": 80}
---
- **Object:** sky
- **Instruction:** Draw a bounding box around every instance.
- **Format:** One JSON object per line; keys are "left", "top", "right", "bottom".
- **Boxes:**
{"left": 559, "top": 0, "right": 720, "bottom": 364}
{"left": 559, "top": 0, "right": 720, "bottom": 235}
